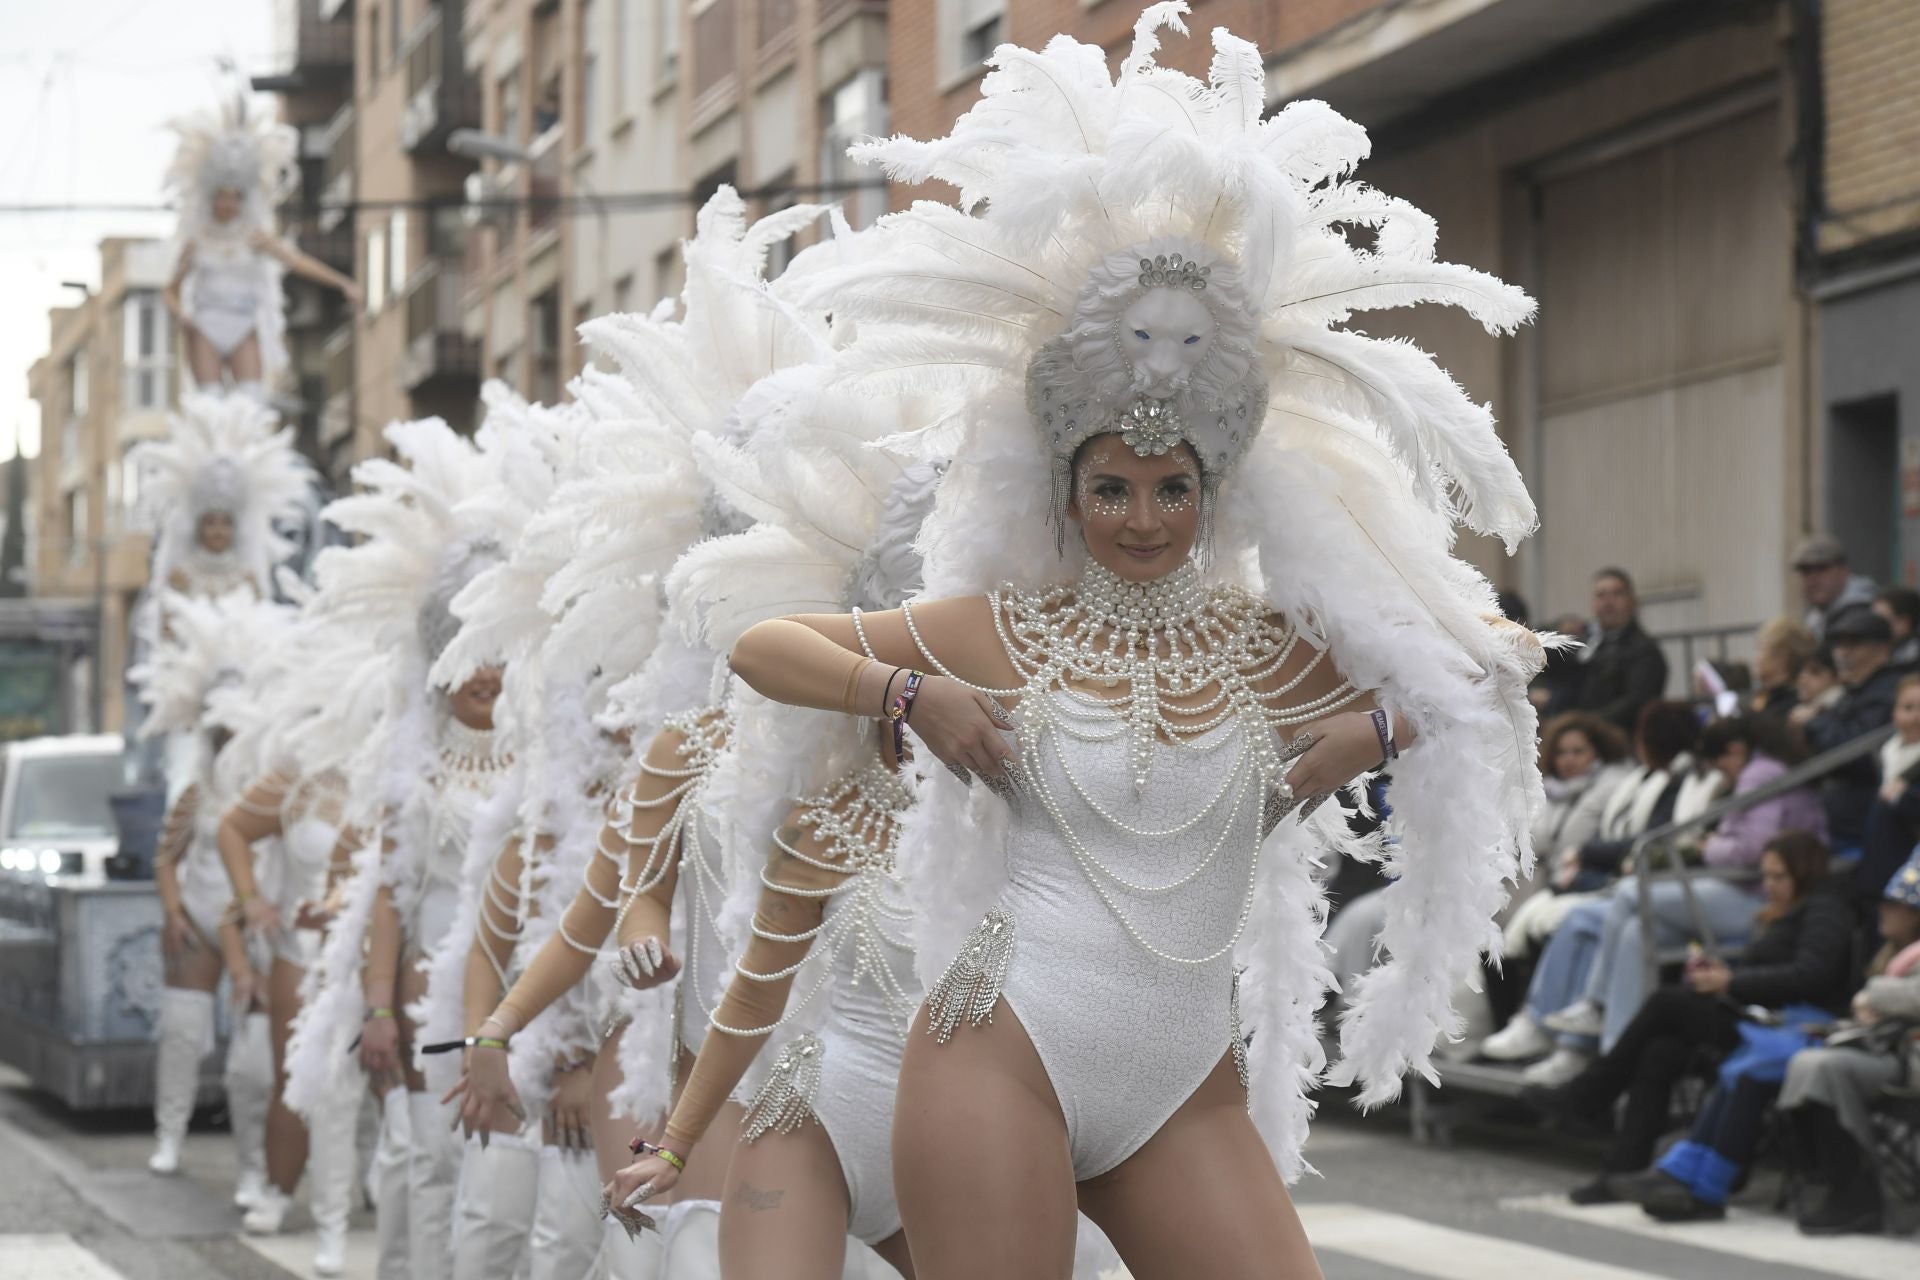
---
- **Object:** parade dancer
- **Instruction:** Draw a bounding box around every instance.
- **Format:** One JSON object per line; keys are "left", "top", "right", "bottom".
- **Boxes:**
{"left": 161, "top": 99, "right": 360, "bottom": 397}
{"left": 131, "top": 590, "right": 290, "bottom": 1215}
{"left": 655, "top": 9, "right": 1548, "bottom": 1276}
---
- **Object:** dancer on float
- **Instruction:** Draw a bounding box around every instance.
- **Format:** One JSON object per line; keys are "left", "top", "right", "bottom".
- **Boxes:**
{"left": 211, "top": 579, "right": 381, "bottom": 1269}
{"left": 446, "top": 187, "right": 834, "bottom": 1276}
{"left": 411, "top": 388, "right": 618, "bottom": 1280}
{"left": 161, "top": 99, "right": 360, "bottom": 397}
{"left": 281, "top": 418, "right": 518, "bottom": 1280}
{"left": 132, "top": 590, "right": 290, "bottom": 1218}
{"left": 659, "top": 9, "right": 1548, "bottom": 1277}
{"left": 598, "top": 356, "right": 940, "bottom": 1276}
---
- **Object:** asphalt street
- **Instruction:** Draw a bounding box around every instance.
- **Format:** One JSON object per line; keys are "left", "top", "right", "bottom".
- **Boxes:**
{"left": 0, "top": 1063, "right": 1913, "bottom": 1278}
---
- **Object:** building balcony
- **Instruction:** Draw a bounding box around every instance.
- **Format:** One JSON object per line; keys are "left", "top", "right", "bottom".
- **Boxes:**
{"left": 318, "top": 103, "right": 355, "bottom": 231}
{"left": 273, "top": 0, "right": 354, "bottom": 87}
{"left": 403, "top": 4, "right": 482, "bottom": 155}
{"left": 401, "top": 258, "right": 480, "bottom": 392}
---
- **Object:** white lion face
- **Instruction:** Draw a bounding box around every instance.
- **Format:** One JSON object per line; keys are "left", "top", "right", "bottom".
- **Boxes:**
{"left": 1119, "top": 289, "right": 1218, "bottom": 398}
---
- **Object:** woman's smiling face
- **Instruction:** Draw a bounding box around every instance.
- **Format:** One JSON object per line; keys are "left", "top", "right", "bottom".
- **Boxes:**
{"left": 1067, "top": 433, "right": 1202, "bottom": 583}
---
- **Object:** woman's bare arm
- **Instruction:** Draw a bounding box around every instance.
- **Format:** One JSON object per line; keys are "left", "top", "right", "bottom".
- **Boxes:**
{"left": 217, "top": 774, "right": 286, "bottom": 904}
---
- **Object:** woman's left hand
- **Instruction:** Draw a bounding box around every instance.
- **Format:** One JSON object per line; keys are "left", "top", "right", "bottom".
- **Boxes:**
{"left": 544, "top": 1062, "right": 594, "bottom": 1154}
{"left": 1283, "top": 710, "right": 1384, "bottom": 804}
{"left": 1687, "top": 959, "right": 1732, "bottom": 996}
{"left": 603, "top": 1153, "right": 679, "bottom": 1230}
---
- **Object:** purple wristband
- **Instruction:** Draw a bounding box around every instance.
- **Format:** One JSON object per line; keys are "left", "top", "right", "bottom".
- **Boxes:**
{"left": 1370, "top": 708, "right": 1396, "bottom": 762}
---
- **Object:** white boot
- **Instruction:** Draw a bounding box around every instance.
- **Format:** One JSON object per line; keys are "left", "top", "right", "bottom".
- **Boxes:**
{"left": 309, "top": 1077, "right": 360, "bottom": 1277}
{"left": 225, "top": 1011, "right": 274, "bottom": 1210}
{"left": 373, "top": 1085, "right": 414, "bottom": 1280}
{"left": 407, "top": 1091, "right": 460, "bottom": 1280}
{"left": 242, "top": 1186, "right": 294, "bottom": 1234}
{"left": 528, "top": 1145, "right": 604, "bottom": 1280}
{"left": 233, "top": 379, "right": 268, "bottom": 404}
{"left": 150, "top": 988, "right": 214, "bottom": 1175}
{"left": 599, "top": 1212, "right": 665, "bottom": 1280}
{"left": 451, "top": 1131, "right": 540, "bottom": 1280}
{"left": 660, "top": 1200, "right": 721, "bottom": 1280}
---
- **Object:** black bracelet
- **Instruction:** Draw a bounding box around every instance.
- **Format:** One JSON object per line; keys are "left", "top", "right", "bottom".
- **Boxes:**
{"left": 879, "top": 667, "right": 904, "bottom": 719}
{"left": 420, "top": 1035, "right": 509, "bottom": 1055}
{"left": 1369, "top": 708, "right": 1396, "bottom": 763}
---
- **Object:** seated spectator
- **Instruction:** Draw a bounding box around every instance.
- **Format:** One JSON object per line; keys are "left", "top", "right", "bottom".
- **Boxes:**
{"left": 1874, "top": 585, "right": 1920, "bottom": 671}
{"left": 1856, "top": 674, "right": 1920, "bottom": 930}
{"left": 1779, "top": 848, "right": 1920, "bottom": 1236}
{"left": 1749, "top": 617, "right": 1816, "bottom": 723}
{"left": 1569, "top": 568, "right": 1670, "bottom": 736}
{"left": 1512, "top": 714, "right": 1636, "bottom": 913}
{"left": 1480, "top": 702, "right": 1717, "bottom": 1069}
{"left": 1794, "top": 645, "right": 1842, "bottom": 720}
{"left": 1793, "top": 534, "right": 1877, "bottom": 645}
{"left": 1554, "top": 715, "right": 1826, "bottom": 1063}
{"left": 1614, "top": 847, "right": 1920, "bottom": 1227}
{"left": 1521, "top": 833, "right": 1855, "bottom": 1205}
{"left": 1795, "top": 607, "right": 1899, "bottom": 859}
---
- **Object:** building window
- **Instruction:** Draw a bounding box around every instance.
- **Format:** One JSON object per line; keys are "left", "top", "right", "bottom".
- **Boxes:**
{"left": 123, "top": 291, "right": 171, "bottom": 411}
{"left": 69, "top": 348, "right": 90, "bottom": 421}
{"left": 612, "top": 0, "right": 631, "bottom": 115}
{"left": 762, "top": 175, "right": 799, "bottom": 278}
{"left": 821, "top": 68, "right": 888, "bottom": 231}
{"left": 389, "top": 209, "right": 410, "bottom": 298}
{"left": 66, "top": 489, "right": 87, "bottom": 561}
{"left": 579, "top": 0, "right": 599, "bottom": 141}
{"left": 499, "top": 68, "right": 524, "bottom": 144}
{"left": 366, "top": 225, "right": 388, "bottom": 313}
{"left": 951, "top": 0, "right": 1005, "bottom": 74}
{"left": 613, "top": 272, "right": 635, "bottom": 314}
{"left": 659, "top": 0, "right": 680, "bottom": 84}
{"left": 654, "top": 245, "right": 678, "bottom": 304}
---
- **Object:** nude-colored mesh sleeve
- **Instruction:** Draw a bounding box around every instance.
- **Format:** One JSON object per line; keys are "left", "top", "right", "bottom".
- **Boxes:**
{"left": 155, "top": 785, "right": 200, "bottom": 871}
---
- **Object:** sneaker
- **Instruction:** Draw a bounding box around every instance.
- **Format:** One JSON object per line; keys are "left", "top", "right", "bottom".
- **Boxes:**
{"left": 241, "top": 1187, "right": 292, "bottom": 1235}
{"left": 313, "top": 1223, "right": 347, "bottom": 1276}
{"left": 1480, "top": 1014, "right": 1553, "bottom": 1062}
{"left": 233, "top": 1167, "right": 268, "bottom": 1210}
{"left": 1611, "top": 1168, "right": 1687, "bottom": 1208}
{"left": 1543, "top": 999, "right": 1604, "bottom": 1038}
{"left": 1567, "top": 1175, "right": 1621, "bottom": 1206}
{"left": 1646, "top": 1195, "right": 1725, "bottom": 1223}
{"left": 1521, "top": 1045, "right": 1593, "bottom": 1087}
{"left": 147, "top": 1134, "right": 182, "bottom": 1176}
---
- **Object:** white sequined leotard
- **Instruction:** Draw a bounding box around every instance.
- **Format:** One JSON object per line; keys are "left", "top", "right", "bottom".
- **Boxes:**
{"left": 917, "top": 561, "right": 1358, "bottom": 1180}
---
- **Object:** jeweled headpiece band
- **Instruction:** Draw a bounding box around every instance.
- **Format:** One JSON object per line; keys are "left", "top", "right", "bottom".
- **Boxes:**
{"left": 1137, "top": 253, "right": 1210, "bottom": 292}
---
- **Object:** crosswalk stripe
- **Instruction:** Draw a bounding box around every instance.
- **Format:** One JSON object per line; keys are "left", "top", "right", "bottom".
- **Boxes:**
{"left": 236, "top": 1226, "right": 381, "bottom": 1279}
{"left": 1502, "top": 1194, "right": 1920, "bottom": 1280}
{"left": 0, "top": 1235, "right": 130, "bottom": 1279}
{"left": 1298, "top": 1203, "right": 1659, "bottom": 1279}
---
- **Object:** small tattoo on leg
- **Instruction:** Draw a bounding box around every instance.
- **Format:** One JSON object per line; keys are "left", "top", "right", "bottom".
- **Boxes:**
{"left": 732, "top": 1181, "right": 786, "bottom": 1212}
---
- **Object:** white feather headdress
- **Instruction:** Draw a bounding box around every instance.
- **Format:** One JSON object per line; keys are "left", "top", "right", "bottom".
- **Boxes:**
{"left": 132, "top": 392, "right": 315, "bottom": 597}
{"left": 163, "top": 98, "right": 297, "bottom": 257}
{"left": 805, "top": 5, "right": 1549, "bottom": 1179}
{"left": 129, "top": 588, "right": 295, "bottom": 740}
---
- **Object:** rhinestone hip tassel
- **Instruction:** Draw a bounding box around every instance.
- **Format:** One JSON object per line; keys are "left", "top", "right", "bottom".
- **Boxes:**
{"left": 925, "top": 910, "right": 1015, "bottom": 1044}
{"left": 742, "top": 1033, "right": 825, "bottom": 1143}
{"left": 1229, "top": 967, "right": 1251, "bottom": 1101}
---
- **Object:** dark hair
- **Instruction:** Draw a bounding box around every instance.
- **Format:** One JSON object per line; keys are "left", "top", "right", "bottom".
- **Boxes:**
{"left": 1538, "top": 712, "right": 1631, "bottom": 777}
{"left": 1634, "top": 699, "right": 1700, "bottom": 771}
{"left": 1700, "top": 713, "right": 1807, "bottom": 768}
{"left": 1594, "top": 566, "right": 1635, "bottom": 595}
{"left": 1804, "top": 646, "right": 1837, "bottom": 677}
{"left": 1755, "top": 831, "right": 1830, "bottom": 924}
{"left": 1877, "top": 586, "right": 1920, "bottom": 629}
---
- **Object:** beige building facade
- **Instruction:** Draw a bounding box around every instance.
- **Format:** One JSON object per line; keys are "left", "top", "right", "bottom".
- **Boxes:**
{"left": 24, "top": 239, "right": 175, "bottom": 732}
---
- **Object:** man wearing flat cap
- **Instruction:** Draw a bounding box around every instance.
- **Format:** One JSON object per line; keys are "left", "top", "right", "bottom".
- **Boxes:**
{"left": 1794, "top": 534, "right": 1878, "bottom": 644}
{"left": 1801, "top": 606, "right": 1901, "bottom": 857}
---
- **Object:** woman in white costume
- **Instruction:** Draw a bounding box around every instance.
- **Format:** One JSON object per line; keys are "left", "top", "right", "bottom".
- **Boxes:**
{"left": 597, "top": 365, "right": 941, "bottom": 1277}
{"left": 447, "top": 188, "right": 834, "bottom": 1276}
{"left": 279, "top": 417, "right": 518, "bottom": 1280}
{"left": 161, "top": 100, "right": 360, "bottom": 396}
{"left": 132, "top": 589, "right": 290, "bottom": 1217}
{"left": 616, "top": 10, "right": 1549, "bottom": 1277}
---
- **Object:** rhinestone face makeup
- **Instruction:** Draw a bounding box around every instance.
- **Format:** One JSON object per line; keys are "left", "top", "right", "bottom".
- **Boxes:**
{"left": 1077, "top": 450, "right": 1129, "bottom": 519}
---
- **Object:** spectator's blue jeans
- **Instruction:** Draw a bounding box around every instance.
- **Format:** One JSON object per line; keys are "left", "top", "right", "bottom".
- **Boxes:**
{"left": 1524, "top": 899, "right": 1607, "bottom": 1023}
{"left": 1582, "top": 877, "right": 1761, "bottom": 1050}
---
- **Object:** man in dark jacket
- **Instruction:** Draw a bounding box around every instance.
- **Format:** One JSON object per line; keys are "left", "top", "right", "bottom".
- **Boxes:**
{"left": 1800, "top": 606, "right": 1901, "bottom": 857}
{"left": 1570, "top": 568, "right": 1669, "bottom": 735}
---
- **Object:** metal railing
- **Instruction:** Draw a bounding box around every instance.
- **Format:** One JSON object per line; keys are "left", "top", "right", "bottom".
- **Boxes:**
{"left": 1630, "top": 722, "right": 1890, "bottom": 992}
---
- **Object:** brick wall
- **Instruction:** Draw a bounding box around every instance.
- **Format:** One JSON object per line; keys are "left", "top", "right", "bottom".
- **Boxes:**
{"left": 1820, "top": 0, "right": 1920, "bottom": 254}
{"left": 887, "top": 0, "right": 1386, "bottom": 203}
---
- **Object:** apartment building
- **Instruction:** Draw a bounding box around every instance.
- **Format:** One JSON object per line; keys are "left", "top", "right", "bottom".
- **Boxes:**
{"left": 23, "top": 239, "right": 176, "bottom": 732}
{"left": 886, "top": 0, "right": 1863, "bottom": 670}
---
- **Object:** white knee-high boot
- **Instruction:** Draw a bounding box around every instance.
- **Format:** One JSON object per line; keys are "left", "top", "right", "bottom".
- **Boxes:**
{"left": 226, "top": 1011, "right": 274, "bottom": 1214}
{"left": 451, "top": 1131, "right": 540, "bottom": 1280}
{"left": 660, "top": 1200, "right": 721, "bottom": 1280}
{"left": 373, "top": 1085, "right": 414, "bottom": 1280}
{"left": 407, "top": 1090, "right": 460, "bottom": 1280}
{"left": 150, "top": 988, "right": 214, "bottom": 1174}
{"left": 528, "top": 1146, "right": 605, "bottom": 1280}
{"left": 308, "top": 1076, "right": 361, "bottom": 1276}
{"left": 598, "top": 1213, "right": 664, "bottom": 1280}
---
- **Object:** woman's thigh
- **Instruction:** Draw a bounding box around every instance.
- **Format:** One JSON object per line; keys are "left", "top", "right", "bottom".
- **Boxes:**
{"left": 184, "top": 330, "right": 222, "bottom": 385}
{"left": 168, "top": 937, "right": 224, "bottom": 992}
{"left": 1078, "top": 1054, "right": 1322, "bottom": 1280}
{"left": 267, "top": 959, "right": 305, "bottom": 1080}
{"left": 228, "top": 334, "right": 262, "bottom": 381}
{"left": 894, "top": 1002, "right": 1078, "bottom": 1280}
{"left": 718, "top": 1121, "right": 851, "bottom": 1280}
{"left": 589, "top": 1024, "right": 635, "bottom": 1185}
